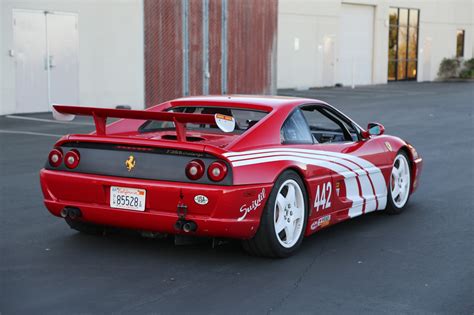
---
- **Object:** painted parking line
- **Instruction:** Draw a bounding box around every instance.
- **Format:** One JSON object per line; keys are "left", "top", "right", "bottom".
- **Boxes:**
{"left": 6, "top": 115, "right": 94, "bottom": 126}
{"left": 0, "top": 129, "right": 62, "bottom": 138}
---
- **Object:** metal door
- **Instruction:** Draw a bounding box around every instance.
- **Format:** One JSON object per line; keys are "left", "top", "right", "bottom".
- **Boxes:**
{"left": 46, "top": 13, "right": 79, "bottom": 106}
{"left": 338, "top": 4, "right": 375, "bottom": 86}
{"left": 13, "top": 10, "right": 48, "bottom": 113}
{"left": 13, "top": 10, "right": 79, "bottom": 113}
{"left": 322, "top": 35, "right": 335, "bottom": 87}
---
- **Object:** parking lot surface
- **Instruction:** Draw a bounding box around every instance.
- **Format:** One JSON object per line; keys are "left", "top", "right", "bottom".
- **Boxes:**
{"left": 1, "top": 82, "right": 473, "bottom": 314}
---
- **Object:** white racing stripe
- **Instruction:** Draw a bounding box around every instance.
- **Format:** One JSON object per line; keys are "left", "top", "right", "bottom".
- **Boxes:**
{"left": 225, "top": 148, "right": 388, "bottom": 217}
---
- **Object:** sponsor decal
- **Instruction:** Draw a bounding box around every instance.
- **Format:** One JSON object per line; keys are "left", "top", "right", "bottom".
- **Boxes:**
{"left": 215, "top": 114, "right": 236, "bottom": 133}
{"left": 238, "top": 188, "right": 266, "bottom": 221}
{"left": 125, "top": 155, "right": 136, "bottom": 172}
{"left": 194, "top": 195, "right": 209, "bottom": 205}
{"left": 335, "top": 182, "right": 341, "bottom": 196}
{"left": 165, "top": 149, "right": 205, "bottom": 158}
{"left": 310, "top": 214, "right": 331, "bottom": 230}
{"left": 385, "top": 142, "right": 393, "bottom": 152}
{"left": 314, "top": 181, "right": 332, "bottom": 211}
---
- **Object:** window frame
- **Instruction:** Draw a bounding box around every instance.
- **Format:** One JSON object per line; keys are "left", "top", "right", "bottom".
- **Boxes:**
{"left": 388, "top": 7, "right": 420, "bottom": 81}
{"left": 280, "top": 103, "right": 363, "bottom": 145}
{"left": 456, "top": 29, "right": 465, "bottom": 58}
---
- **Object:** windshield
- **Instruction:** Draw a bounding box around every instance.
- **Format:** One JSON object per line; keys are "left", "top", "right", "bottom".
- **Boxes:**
{"left": 139, "top": 106, "right": 268, "bottom": 134}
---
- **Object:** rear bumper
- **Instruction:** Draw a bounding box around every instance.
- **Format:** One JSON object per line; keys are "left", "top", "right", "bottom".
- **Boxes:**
{"left": 40, "top": 169, "right": 271, "bottom": 239}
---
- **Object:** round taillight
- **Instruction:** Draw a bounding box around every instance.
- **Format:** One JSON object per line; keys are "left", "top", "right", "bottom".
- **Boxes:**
{"left": 64, "top": 149, "right": 80, "bottom": 169}
{"left": 48, "top": 148, "right": 63, "bottom": 167}
{"left": 185, "top": 159, "right": 205, "bottom": 180}
{"left": 207, "top": 161, "right": 228, "bottom": 182}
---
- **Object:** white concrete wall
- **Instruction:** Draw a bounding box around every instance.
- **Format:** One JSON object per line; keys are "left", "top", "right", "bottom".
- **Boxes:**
{"left": 0, "top": 2, "right": 4, "bottom": 113}
{"left": 278, "top": 0, "right": 474, "bottom": 89}
{"left": 1, "top": 0, "right": 144, "bottom": 115}
{"left": 277, "top": 1, "right": 340, "bottom": 89}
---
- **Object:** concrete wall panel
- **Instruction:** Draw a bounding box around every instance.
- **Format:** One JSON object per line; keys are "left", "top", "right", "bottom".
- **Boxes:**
{"left": 1, "top": 0, "right": 144, "bottom": 115}
{"left": 278, "top": 0, "right": 473, "bottom": 88}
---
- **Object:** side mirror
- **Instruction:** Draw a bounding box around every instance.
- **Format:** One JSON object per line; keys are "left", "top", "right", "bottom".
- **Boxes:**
{"left": 362, "top": 122, "right": 385, "bottom": 138}
{"left": 367, "top": 122, "right": 385, "bottom": 136}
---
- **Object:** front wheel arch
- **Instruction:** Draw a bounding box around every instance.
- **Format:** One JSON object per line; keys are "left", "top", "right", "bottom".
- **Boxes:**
{"left": 399, "top": 146, "right": 416, "bottom": 193}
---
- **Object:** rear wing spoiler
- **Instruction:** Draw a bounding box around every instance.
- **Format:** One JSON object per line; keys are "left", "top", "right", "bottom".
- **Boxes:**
{"left": 52, "top": 105, "right": 234, "bottom": 142}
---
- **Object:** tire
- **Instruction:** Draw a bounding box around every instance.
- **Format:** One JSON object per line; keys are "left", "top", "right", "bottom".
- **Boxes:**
{"left": 65, "top": 217, "right": 105, "bottom": 235}
{"left": 242, "top": 170, "right": 309, "bottom": 258}
{"left": 386, "top": 150, "right": 412, "bottom": 214}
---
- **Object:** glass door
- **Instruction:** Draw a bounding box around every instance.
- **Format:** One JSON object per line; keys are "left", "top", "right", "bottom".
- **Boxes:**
{"left": 388, "top": 8, "right": 419, "bottom": 81}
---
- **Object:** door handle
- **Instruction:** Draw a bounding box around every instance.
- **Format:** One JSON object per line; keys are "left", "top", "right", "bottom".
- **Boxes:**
{"left": 49, "top": 55, "right": 56, "bottom": 68}
{"left": 45, "top": 55, "right": 56, "bottom": 70}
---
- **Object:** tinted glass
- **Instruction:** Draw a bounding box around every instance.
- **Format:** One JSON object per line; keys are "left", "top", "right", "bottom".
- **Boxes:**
{"left": 407, "top": 61, "right": 417, "bottom": 79}
{"left": 409, "top": 9, "right": 418, "bottom": 27}
{"left": 389, "top": 25, "right": 398, "bottom": 60}
{"left": 389, "top": 8, "right": 398, "bottom": 25}
{"left": 408, "top": 27, "right": 418, "bottom": 60}
{"left": 456, "top": 30, "right": 465, "bottom": 58}
{"left": 281, "top": 109, "right": 313, "bottom": 144}
{"left": 399, "top": 9, "right": 408, "bottom": 26}
{"left": 398, "top": 60, "right": 407, "bottom": 80}
{"left": 397, "top": 27, "right": 407, "bottom": 59}
{"left": 388, "top": 60, "right": 396, "bottom": 80}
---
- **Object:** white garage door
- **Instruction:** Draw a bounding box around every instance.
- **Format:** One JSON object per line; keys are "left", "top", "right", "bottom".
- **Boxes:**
{"left": 338, "top": 4, "right": 374, "bottom": 86}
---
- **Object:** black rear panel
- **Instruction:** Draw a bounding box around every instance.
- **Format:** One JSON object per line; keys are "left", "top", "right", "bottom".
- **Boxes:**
{"left": 45, "top": 142, "right": 232, "bottom": 185}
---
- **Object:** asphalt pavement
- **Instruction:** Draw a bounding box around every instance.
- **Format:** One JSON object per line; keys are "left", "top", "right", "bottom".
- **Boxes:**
{"left": 1, "top": 82, "right": 473, "bottom": 314}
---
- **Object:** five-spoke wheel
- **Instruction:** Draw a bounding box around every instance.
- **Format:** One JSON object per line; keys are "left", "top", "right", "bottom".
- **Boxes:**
{"left": 274, "top": 179, "right": 305, "bottom": 248}
{"left": 242, "top": 170, "right": 308, "bottom": 257}
{"left": 386, "top": 151, "right": 412, "bottom": 214}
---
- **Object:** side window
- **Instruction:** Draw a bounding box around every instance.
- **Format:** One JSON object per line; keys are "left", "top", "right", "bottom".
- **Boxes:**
{"left": 281, "top": 109, "right": 313, "bottom": 144}
{"left": 301, "top": 106, "right": 355, "bottom": 143}
{"left": 321, "top": 109, "right": 358, "bottom": 141}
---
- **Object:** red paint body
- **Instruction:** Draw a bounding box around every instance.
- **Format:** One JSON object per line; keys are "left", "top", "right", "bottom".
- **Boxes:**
{"left": 40, "top": 96, "right": 422, "bottom": 239}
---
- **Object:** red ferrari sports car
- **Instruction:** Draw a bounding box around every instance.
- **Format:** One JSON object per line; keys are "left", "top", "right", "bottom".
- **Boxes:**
{"left": 40, "top": 96, "right": 422, "bottom": 257}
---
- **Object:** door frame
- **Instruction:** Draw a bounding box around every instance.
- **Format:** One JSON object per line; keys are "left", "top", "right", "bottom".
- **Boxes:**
{"left": 12, "top": 8, "right": 79, "bottom": 113}
{"left": 387, "top": 7, "right": 420, "bottom": 82}
{"left": 339, "top": 3, "right": 376, "bottom": 87}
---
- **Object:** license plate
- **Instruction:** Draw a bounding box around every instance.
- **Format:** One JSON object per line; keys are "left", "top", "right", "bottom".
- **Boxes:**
{"left": 110, "top": 186, "right": 146, "bottom": 211}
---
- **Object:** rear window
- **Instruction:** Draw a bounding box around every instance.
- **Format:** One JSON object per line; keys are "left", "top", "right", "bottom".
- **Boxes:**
{"left": 139, "top": 106, "right": 268, "bottom": 134}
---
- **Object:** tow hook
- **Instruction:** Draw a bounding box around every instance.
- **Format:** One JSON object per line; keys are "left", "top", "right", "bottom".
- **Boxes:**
{"left": 177, "top": 203, "right": 187, "bottom": 219}
{"left": 174, "top": 196, "right": 197, "bottom": 232}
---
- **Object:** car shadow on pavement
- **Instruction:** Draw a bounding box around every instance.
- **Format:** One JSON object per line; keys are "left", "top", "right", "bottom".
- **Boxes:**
{"left": 55, "top": 200, "right": 421, "bottom": 262}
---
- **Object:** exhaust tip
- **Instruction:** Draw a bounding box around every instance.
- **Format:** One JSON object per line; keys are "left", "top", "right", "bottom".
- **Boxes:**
{"left": 183, "top": 221, "right": 197, "bottom": 233}
{"left": 174, "top": 220, "right": 185, "bottom": 231}
{"left": 62, "top": 207, "right": 82, "bottom": 219}
{"left": 60, "top": 208, "right": 69, "bottom": 218}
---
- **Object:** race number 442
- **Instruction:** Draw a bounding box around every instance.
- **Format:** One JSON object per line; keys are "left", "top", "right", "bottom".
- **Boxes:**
{"left": 314, "top": 181, "right": 332, "bottom": 211}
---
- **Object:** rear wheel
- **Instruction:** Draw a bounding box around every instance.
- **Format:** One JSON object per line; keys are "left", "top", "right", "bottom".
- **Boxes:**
{"left": 242, "top": 170, "right": 308, "bottom": 258}
{"left": 386, "top": 151, "right": 411, "bottom": 214}
{"left": 65, "top": 217, "right": 105, "bottom": 235}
